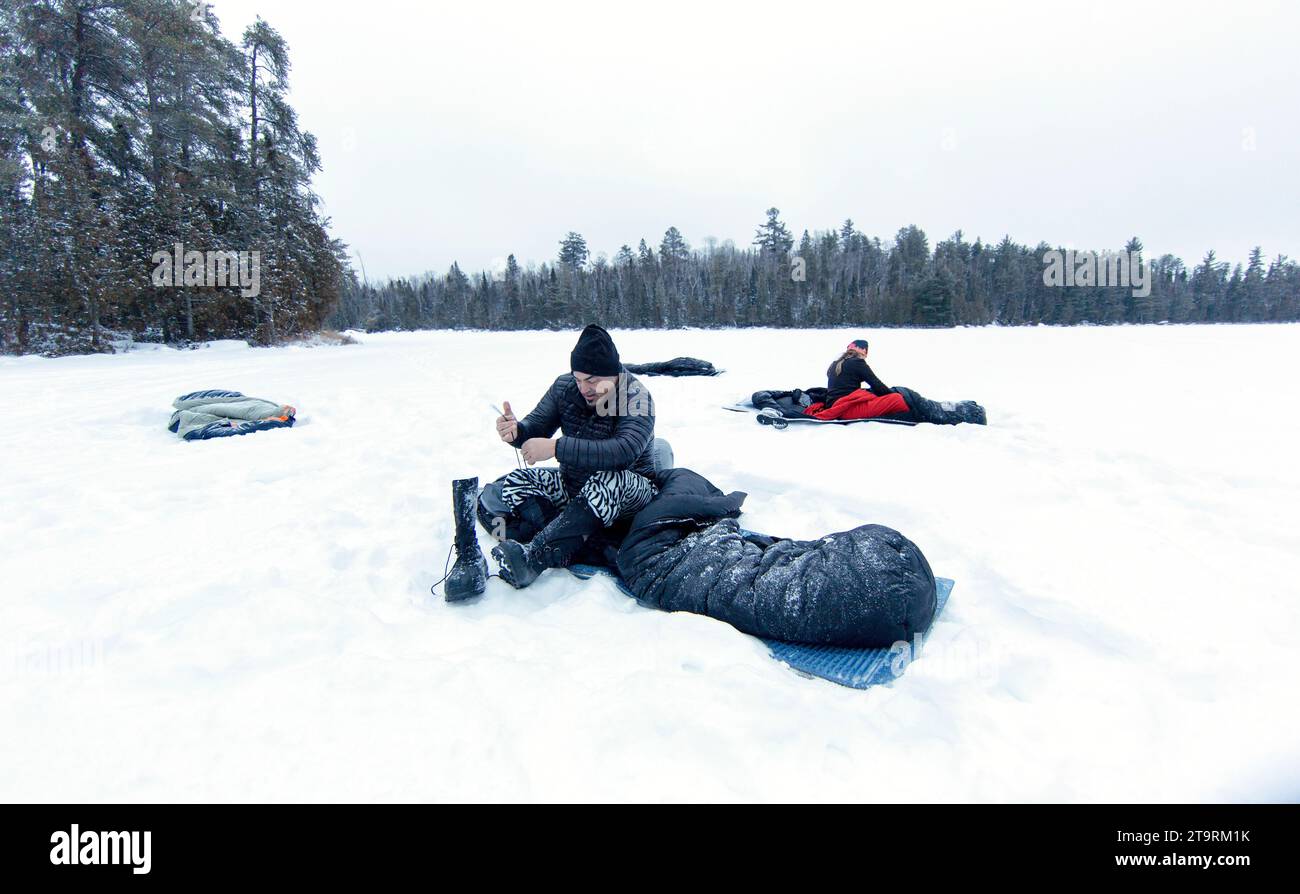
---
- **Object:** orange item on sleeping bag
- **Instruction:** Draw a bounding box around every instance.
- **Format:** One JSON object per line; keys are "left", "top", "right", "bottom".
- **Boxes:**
{"left": 804, "top": 388, "right": 910, "bottom": 421}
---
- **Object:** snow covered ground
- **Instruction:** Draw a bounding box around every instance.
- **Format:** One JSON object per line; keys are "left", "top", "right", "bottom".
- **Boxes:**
{"left": 2, "top": 325, "right": 1299, "bottom": 802}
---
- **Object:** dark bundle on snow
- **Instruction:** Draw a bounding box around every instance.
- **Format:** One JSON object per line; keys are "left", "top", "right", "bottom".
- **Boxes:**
{"left": 623, "top": 357, "right": 721, "bottom": 377}
{"left": 615, "top": 469, "right": 937, "bottom": 646}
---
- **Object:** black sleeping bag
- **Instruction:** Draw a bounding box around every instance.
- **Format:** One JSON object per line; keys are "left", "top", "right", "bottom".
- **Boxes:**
{"left": 623, "top": 357, "right": 720, "bottom": 377}
{"left": 615, "top": 468, "right": 938, "bottom": 646}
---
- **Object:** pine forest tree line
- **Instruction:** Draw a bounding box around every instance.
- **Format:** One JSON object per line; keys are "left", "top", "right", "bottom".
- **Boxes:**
{"left": 330, "top": 210, "right": 1300, "bottom": 334}
{"left": 0, "top": 0, "right": 348, "bottom": 356}
{"left": 3, "top": 4, "right": 1297, "bottom": 355}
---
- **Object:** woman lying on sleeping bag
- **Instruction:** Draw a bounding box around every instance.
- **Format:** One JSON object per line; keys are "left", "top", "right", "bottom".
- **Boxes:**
{"left": 805, "top": 337, "right": 987, "bottom": 425}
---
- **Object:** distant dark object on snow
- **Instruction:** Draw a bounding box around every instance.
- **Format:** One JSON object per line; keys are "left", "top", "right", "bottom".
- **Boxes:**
{"left": 623, "top": 357, "right": 721, "bottom": 377}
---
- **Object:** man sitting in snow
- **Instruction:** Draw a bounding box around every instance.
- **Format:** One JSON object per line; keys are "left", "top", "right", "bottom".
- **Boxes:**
{"left": 488, "top": 324, "right": 657, "bottom": 588}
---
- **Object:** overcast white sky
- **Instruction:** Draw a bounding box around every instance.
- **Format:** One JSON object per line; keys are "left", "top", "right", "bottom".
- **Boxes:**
{"left": 209, "top": 0, "right": 1299, "bottom": 280}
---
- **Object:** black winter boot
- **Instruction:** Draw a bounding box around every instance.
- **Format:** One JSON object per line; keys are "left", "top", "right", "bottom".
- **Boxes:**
{"left": 894, "top": 387, "right": 987, "bottom": 426}
{"left": 956, "top": 401, "right": 988, "bottom": 425}
{"left": 445, "top": 477, "right": 489, "bottom": 601}
{"left": 492, "top": 498, "right": 602, "bottom": 589}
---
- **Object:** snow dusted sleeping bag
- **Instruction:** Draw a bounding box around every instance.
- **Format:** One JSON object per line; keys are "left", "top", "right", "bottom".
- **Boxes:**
{"left": 615, "top": 468, "right": 938, "bottom": 647}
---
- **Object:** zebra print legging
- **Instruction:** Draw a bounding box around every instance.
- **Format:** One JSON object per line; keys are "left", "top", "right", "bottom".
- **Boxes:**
{"left": 499, "top": 468, "right": 657, "bottom": 527}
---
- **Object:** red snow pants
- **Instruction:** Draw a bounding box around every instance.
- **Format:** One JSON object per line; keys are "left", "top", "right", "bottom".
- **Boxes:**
{"left": 804, "top": 388, "right": 910, "bottom": 421}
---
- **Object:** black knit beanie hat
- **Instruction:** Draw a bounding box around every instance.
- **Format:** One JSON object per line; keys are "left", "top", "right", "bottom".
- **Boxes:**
{"left": 571, "top": 324, "right": 621, "bottom": 376}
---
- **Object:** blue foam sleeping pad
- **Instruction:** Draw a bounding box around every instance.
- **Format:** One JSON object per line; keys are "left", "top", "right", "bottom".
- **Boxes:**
{"left": 569, "top": 564, "right": 954, "bottom": 689}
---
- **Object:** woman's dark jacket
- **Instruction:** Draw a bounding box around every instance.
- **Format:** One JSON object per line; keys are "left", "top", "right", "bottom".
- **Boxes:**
{"left": 825, "top": 356, "right": 891, "bottom": 407}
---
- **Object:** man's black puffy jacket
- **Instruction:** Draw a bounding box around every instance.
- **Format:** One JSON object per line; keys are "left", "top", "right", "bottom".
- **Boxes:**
{"left": 511, "top": 370, "right": 656, "bottom": 495}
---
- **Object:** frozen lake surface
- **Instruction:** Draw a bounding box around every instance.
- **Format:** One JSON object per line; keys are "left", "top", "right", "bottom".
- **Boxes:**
{"left": 2, "top": 324, "right": 1298, "bottom": 801}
